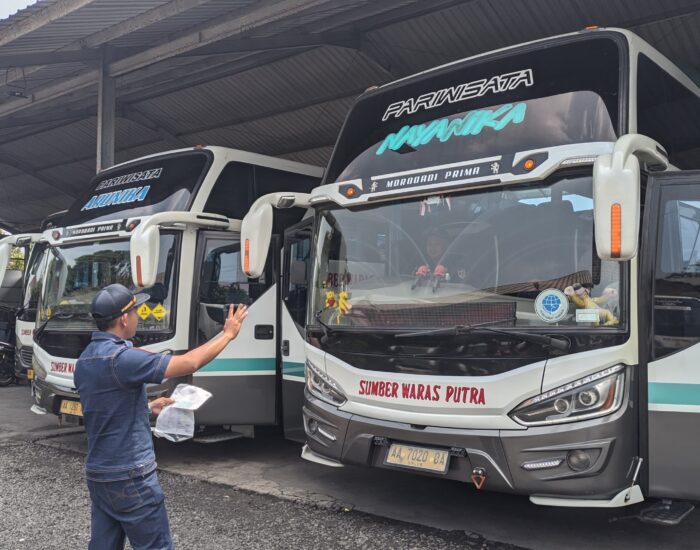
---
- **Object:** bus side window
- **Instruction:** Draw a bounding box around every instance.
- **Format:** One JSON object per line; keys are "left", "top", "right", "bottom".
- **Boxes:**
{"left": 286, "top": 238, "right": 310, "bottom": 327}
{"left": 653, "top": 197, "right": 700, "bottom": 359}
{"left": 197, "top": 236, "right": 266, "bottom": 341}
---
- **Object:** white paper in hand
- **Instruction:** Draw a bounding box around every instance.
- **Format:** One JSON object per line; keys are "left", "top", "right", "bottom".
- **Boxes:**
{"left": 154, "top": 384, "right": 212, "bottom": 442}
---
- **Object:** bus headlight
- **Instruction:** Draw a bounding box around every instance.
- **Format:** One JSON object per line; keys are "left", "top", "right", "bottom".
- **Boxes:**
{"left": 305, "top": 360, "right": 347, "bottom": 407}
{"left": 510, "top": 365, "right": 625, "bottom": 426}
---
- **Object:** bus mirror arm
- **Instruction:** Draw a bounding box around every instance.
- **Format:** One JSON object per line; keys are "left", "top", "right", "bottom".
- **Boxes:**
{"left": 241, "top": 193, "right": 311, "bottom": 279}
{"left": 130, "top": 211, "right": 237, "bottom": 288}
{"left": 0, "top": 232, "right": 42, "bottom": 284}
{"left": 593, "top": 134, "right": 667, "bottom": 261}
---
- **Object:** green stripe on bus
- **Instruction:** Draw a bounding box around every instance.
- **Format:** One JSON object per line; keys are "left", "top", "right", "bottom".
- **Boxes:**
{"left": 648, "top": 382, "right": 700, "bottom": 406}
{"left": 200, "top": 357, "right": 276, "bottom": 373}
{"left": 283, "top": 361, "right": 305, "bottom": 378}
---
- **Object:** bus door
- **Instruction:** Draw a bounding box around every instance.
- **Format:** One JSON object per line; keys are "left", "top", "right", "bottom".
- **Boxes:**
{"left": 280, "top": 218, "right": 313, "bottom": 441}
{"left": 193, "top": 230, "right": 278, "bottom": 427}
{"left": 642, "top": 171, "right": 700, "bottom": 500}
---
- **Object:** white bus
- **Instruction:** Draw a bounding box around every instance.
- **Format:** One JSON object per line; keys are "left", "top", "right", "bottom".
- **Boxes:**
{"left": 241, "top": 28, "right": 700, "bottom": 511}
{"left": 0, "top": 146, "right": 321, "bottom": 441}
{"left": 11, "top": 212, "right": 65, "bottom": 383}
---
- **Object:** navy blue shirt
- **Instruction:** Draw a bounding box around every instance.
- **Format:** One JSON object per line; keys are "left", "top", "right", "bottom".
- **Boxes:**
{"left": 75, "top": 332, "right": 171, "bottom": 482}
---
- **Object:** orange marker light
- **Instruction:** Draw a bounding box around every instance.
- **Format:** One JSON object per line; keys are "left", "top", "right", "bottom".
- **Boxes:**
{"left": 244, "top": 239, "right": 250, "bottom": 274}
{"left": 611, "top": 203, "right": 622, "bottom": 258}
{"left": 345, "top": 187, "right": 356, "bottom": 197}
{"left": 523, "top": 159, "right": 535, "bottom": 171}
{"left": 136, "top": 256, "right": 143, "bottom": 287}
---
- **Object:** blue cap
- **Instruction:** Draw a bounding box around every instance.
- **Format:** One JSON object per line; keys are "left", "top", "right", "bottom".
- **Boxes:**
{"left": 91, "top": 283, "right": 150, "bottom": 321}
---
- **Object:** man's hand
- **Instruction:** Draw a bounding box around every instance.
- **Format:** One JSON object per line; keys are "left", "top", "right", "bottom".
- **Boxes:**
{"left": 223, "top": 304, "right": 248, "bottom": 340}
{"left": 148, "top": 397, "right": 174, "bottom": 416}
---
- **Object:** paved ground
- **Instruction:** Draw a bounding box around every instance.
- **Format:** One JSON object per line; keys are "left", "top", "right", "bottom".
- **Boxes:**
{"left": 2, "top": 384, "right": 699, "bottom": 549}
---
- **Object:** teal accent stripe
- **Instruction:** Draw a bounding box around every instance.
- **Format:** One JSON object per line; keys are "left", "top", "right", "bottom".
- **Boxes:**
{"left": 283, "top": 361, "right": 305, "bottom": 378}
{"left": 200, "top": 357, "right": 276, "bottom": 373}
{"left": 648, "top": 382, "right": 700, "bottom": 406}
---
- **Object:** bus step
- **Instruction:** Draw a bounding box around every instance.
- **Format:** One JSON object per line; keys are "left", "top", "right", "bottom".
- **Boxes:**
{"left": 193, "top": 430, "right": 251, "bottom": 444}
{"left": 639, "top": 500, "right": 695, "bottom": 526}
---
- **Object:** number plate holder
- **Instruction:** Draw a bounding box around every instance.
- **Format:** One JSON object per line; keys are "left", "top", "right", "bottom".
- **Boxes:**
{"left": 59, "top": 400, "right": 83, "bottom": 417}
{"left": 384, "top": 443, "right": 450, "bottom": 474}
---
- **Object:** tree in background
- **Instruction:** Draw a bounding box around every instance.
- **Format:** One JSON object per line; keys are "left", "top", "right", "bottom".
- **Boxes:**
{"left": 0, "top": 229, "right": 25, "bottom": 271}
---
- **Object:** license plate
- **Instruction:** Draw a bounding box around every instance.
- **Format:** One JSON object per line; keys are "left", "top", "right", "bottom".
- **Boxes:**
{"left": 385, "top": 443, "right": 450, "bottom": 474}
{"left": 26, "top": 369, "right": 34, "bottom": 380}
{"left": 59, "top": 400, "right": 83, "bottom": 417}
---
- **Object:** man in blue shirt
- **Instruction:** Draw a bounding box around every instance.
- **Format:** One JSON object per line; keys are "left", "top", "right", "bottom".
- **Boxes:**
{"left": 75, "top": 284, "right": 247, "bottom": 550}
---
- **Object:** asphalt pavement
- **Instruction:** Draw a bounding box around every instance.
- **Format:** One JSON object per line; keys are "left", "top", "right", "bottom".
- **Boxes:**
{"left": 1, "top": 384, "right": 699, "bottom": 549}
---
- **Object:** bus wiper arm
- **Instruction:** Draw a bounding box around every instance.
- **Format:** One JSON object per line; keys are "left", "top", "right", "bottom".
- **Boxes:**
{"left": 396, "top": 320, "right": 570, "bottom": 351}
{"left": 395, "top": 317, "right": 517, "bottom": 339}
{"left": 33, "top": 310, "right": 74, "bottom": 340}
{"left": 314, "top": 309, "right": 336, "bottom": 339}
{"left": 484, "top": 328, "right": 571, "bottom": 352}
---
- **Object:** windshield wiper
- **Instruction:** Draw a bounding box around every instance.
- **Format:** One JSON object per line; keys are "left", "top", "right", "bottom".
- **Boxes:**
{"left": 314, "top": 309, "right": 337, "bottom": 341}
{"left": 395, "top": 318, "right": 570, "bottom": 352}
{"left": 395, "top": 317, "right": 516, "bottom": 338}
{"left": 33, "top": 310, "right": 75, "bottom": 340}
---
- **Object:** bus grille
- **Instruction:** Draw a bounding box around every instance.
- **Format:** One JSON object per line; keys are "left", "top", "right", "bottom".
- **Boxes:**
{"left": 20, "top": 348, "right": 33, "bottom": 368}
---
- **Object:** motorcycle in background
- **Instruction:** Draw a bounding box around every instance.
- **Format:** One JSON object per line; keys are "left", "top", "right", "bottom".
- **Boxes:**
{"left": 0, "top": 305, "right": 17, "bottom": 386}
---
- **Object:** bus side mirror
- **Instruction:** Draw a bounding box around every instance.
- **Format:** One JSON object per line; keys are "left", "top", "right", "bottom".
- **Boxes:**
{"left": 593, "top": 134, "right": 668, "bottom": 261}
{"left": 241, "top": 193, "right": 311, "bottom": 279}
{"left": 130, "top": 224, "right": 160, "bottom": 288}
{"left": 241, "top": 202, "right": 273, "bottom": 279}
{"left": 0, "top": 242, "right": 10, "bottom": 284}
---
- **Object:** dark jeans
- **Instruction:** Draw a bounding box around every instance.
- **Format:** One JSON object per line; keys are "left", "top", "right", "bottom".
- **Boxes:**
{"left": 87, "top": 470, "right": 173, "bottom": 550}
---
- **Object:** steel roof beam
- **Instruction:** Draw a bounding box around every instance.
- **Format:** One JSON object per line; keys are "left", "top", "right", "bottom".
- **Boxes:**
{"left": 0, "top": 0, "right": 212, "bottom": 86}
{"left": 0, "top": 0, "right": 98, "bottom": 47}
{"left": 0, "top": 0, "right": 338, "bottom": 118}
{"left": 0, "top": 46, "right": 146, "bottom": 68}
{"left": 179, "top": 33, "right": 359, "bottom": 57}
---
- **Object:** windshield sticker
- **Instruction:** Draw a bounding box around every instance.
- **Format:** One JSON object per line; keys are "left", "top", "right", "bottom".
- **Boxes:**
{"left": 95, "top": 167, "right": 162, "bottom": 191}
{"left": 534, "top": 289, "right": 569, "bottom": 323}
{"left": 382, "top": 69, "right": 533, "bottom": 121}
{"left": 80, "top": 185, "right": 151, "bottom": 211}
{"left": 151, "top": 304, "right": 167, "bottom": 321}
{"left": 377, "top": 102, "right": 527, "bottom": 156}
{"left": 564, "top": 284, "right": 619, "bottom": 326}
{"left": 137, "top": 304, "right": 152, "bottom": 321}
{"left": 575, "top": 309, "right": 601, "bottom": 323}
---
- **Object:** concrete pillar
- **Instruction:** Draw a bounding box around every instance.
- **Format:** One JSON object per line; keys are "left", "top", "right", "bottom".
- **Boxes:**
{"left": 96, "top": 48, "right": 115, "bottom": 172}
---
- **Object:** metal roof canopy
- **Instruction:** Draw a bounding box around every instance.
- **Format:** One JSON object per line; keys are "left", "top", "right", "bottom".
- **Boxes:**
{"left": 0, "top": 0, "right": 699, "bottom": 232}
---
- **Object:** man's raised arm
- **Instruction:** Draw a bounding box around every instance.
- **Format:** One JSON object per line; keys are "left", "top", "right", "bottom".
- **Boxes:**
{"left": 164, "top": 304, "right": 248, "bottom": 378}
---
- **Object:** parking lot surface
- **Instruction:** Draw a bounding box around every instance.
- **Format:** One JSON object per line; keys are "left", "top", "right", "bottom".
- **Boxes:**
{"left": 2, "top": 385, "right": 699, "bottom": 549}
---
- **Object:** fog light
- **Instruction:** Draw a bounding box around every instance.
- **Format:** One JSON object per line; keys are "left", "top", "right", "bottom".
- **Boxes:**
{"left": 567, "top": 449, "right": 592, "bottom": 472}
{"left": 307, "top": 418, "right": 318, "bottom": 434}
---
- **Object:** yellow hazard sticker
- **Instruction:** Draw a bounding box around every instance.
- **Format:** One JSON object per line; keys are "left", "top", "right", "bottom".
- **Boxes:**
{"left": 151, "top": 304, "right": 167, "bottom": 321}
{"left": 137, "top": 304, "right": 152, "bottom": 320}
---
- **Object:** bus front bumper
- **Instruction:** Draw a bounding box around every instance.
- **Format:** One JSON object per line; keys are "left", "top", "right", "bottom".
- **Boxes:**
{"left": 31, "top": 377, "right": 80, "bottom": 417}
{"left": 302, "top": 390, "right": 638, "bottom": 502}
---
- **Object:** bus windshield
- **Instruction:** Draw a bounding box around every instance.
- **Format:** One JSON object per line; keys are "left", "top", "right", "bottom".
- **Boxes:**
{"left": 326, "top": 35, "right": 621, "bottom": 183}
{"left": 311, "top": 174, "right": 623, "bottom": 331}
{"left": 38, "top": 235, "right": 178, "bottom": 332}
{"left": 61, "top": 151, "right": 212, "bottom": 226}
